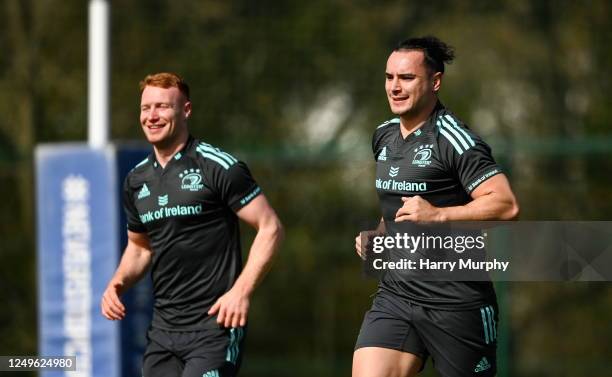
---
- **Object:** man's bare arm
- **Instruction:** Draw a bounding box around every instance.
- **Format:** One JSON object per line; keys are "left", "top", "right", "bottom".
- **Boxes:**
{"left": 395, "top": 174, "right": 519, "bottom": 222}
{"left": 101, "top": 231, "right": 153, "bottom": 321}
{"left": 208, "top": 194, "right": 283, "bottom": 328}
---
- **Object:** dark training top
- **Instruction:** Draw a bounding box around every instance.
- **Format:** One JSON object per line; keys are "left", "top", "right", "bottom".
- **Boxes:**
{"left": 372, "top": 102, "right": 502, "bottom": 310}
{"left": 123, "top": 135, "right": 262, "bottom": 330}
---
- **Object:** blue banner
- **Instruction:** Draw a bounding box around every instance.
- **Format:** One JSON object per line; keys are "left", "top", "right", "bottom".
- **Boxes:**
{"left": 115, "top": 146, "right": 153, "bottom": 377}
{"left": 36, "top": 144, "right": 152, "bottom": 377}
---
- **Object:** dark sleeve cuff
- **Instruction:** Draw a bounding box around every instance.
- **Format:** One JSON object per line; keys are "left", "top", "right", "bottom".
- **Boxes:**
{"left": 127, "top": 223, "right": 147, "bottom": 233}
{"left": 465, "top": 168, "right": 503, "bottom": 194}
{"left": 229, "top": 185, "right": 263, "bottom": 212}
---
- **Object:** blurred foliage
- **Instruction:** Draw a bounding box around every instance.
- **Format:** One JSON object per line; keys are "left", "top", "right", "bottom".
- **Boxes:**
{"left": 1, "top": 1, "right": 611, "bottom": 376}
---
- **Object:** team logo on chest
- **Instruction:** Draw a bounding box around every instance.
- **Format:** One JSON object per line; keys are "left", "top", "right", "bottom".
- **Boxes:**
{"left": 412, "top": 144, "right": 434, "bottom": 167}
{"left": 179, "top": 169, "right": 204, "bottom": 191}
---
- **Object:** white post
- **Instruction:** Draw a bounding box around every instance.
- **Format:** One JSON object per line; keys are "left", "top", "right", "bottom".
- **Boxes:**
{"left": 88, "top": 0, "right": 110, "bottom": 148}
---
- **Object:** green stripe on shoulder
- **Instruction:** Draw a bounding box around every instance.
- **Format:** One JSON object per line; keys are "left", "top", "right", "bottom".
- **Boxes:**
{"left": 133, "top": 157, "right": 149, "bottom": 169}
{"left": 376, "top": 117, "right": 400, "bottom": 129}
{"left": 196, "top": 143, "right": 238, "bottom": 170}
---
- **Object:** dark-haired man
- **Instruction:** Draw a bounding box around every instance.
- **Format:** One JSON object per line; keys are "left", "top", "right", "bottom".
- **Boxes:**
{"left": 353, "top": 37, "right": 519, "bottom": 377}
{"left": 101, "top": 72, "right": 283, "bottom": 377}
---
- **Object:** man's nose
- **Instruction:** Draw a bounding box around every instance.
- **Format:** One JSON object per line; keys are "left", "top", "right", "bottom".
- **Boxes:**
{"left": 391, "top": 77, "right": 401, "bottom": 91}
{"left": 149, "top": 106, "right": 159, "bottom": 120}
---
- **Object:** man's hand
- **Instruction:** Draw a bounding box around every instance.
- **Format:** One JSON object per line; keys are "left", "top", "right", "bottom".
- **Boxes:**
{"left": 101, "top": 281, "right": 126, "bottom": 321}
{"left": 208, "top": 288, "right": 250, "bottom": 328}
{"left": 101, "top": 231, "right": 152, "bottom": 321}
{"left": 395, "top": 196, "right": 444, "bottom": 223}
{"left": 355, "top": 233, "right": 365, "bottom": 259}
{"left": 355, "top": 230, "right": 386, "bottom": 260}
{"left": 355, "top": 231, "right": 372, "bottom": 260}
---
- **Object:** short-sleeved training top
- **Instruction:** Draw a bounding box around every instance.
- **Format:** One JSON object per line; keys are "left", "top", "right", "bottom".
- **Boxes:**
{"left": 123, "top": 135, "right": 262, "bottom": 330}
{"left": 372, "top": 102, "right": 502, "bottom": 310}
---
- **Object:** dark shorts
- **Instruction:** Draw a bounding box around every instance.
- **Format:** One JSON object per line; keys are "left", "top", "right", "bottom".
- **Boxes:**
{"left": 143, "top": 326, "right": 246, "bottom": 377}
{"left": 355, "top": 290, "right": 498, "bottom": 377}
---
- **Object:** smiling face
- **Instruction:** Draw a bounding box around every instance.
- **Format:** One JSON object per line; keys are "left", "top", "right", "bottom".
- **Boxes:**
{"left": 385, "top": 50, "right": 441, "bottom": 119}
{"left": 139, "top": 85, "right": 191, "bottom": 149}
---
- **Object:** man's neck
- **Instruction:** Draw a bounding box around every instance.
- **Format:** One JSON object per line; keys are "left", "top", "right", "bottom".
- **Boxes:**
{"left": 153, "top": 133, "right": 189, "bottom": 168}
{"left": 399, "top": 99, "right": 437, "bottom": 138}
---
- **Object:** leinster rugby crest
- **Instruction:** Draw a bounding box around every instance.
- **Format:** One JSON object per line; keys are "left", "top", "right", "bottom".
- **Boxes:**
{"left": 412, "top": 144, "right": 434, "bottom": 167}
{"left": 179, "top": 169, "right": 204, "bottom": 191}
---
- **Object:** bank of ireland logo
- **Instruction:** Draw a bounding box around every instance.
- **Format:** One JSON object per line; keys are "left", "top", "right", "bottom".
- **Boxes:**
{"left": 158, "top": 194, "right": 169, "bottom": 206}
{"left": 378, "top": 146, "right": 388, "bottom": 161}
{"left": 137, "top": 183, "right": 150, "bottom": 200}
{"left": 389, "top": 166, "right": 399, "bottom": 177}
{"left": 412, "top": 144, "right": 434, "bottom": 167}
{"left": 179, "top": 169, "right": 204, "bottom": 191}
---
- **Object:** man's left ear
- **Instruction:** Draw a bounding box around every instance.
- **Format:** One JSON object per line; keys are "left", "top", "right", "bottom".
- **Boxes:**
{"left": 184, "top": 101, "right": 192, "bottom": 118}
{"left": 432, "top": 73, "right": 442, "bottom": 92}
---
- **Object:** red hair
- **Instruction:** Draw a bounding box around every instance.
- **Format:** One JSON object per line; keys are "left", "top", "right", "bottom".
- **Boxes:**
{"left": 139, "top": 72, "right": 190, "bottom": 100}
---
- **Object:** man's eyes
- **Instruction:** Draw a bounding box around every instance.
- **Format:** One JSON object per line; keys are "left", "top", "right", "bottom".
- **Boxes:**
{"left": 385, "top": 75, "right": 415, "bottom": 80}
{"left": 141, "top": 104, "right": 171, "bottom": 110}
